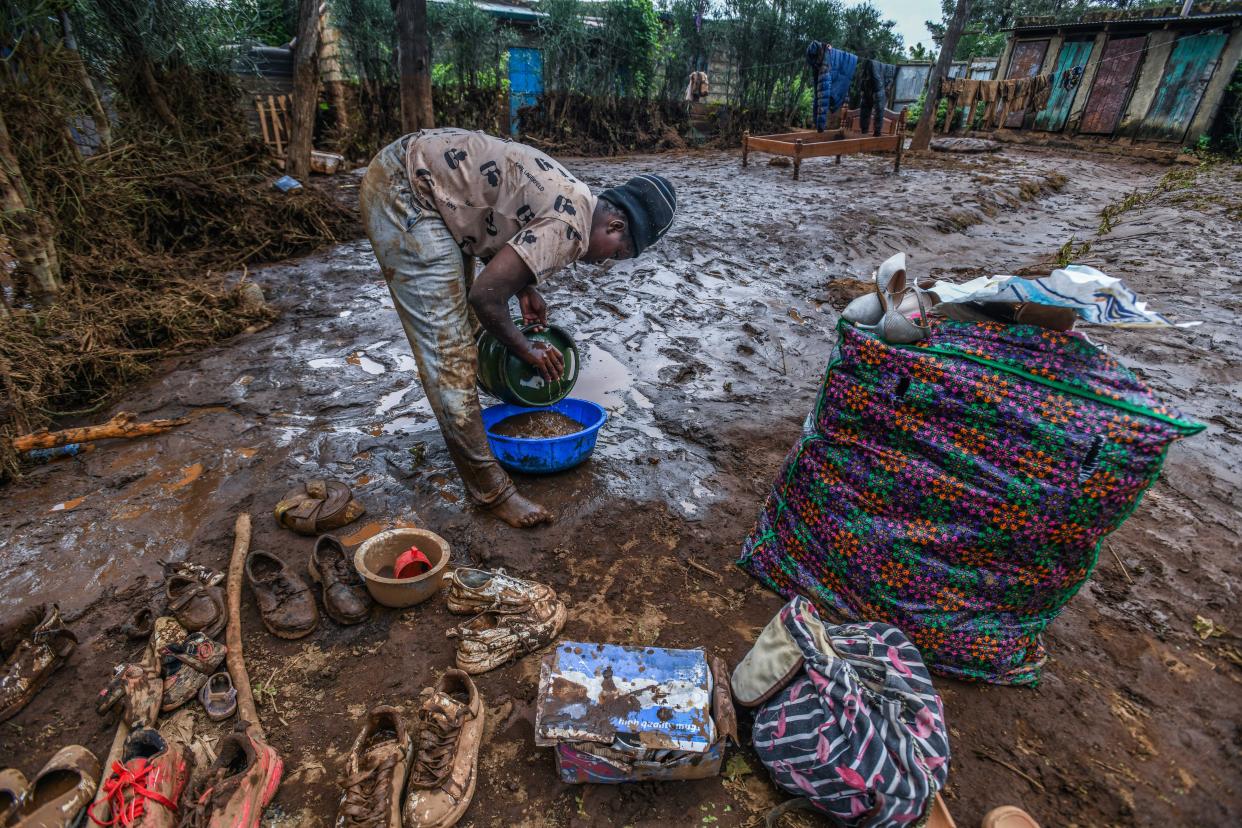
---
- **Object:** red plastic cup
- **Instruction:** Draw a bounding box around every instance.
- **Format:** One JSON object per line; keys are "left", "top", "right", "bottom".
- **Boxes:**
{"left": 393, "top": 545, "right": 431, "bottom": 580}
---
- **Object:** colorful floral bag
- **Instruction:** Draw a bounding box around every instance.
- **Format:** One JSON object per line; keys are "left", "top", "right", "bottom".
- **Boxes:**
{"left": 733, "top": 597, "right": 950, "bottom": 827}
{"left": 739, "top": 320, "right": 1202, "bottom": 685}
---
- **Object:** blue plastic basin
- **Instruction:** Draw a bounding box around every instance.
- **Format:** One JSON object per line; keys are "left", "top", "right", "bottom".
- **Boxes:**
{"left": 482, "top": 398, "right": 607, "bottom": 474}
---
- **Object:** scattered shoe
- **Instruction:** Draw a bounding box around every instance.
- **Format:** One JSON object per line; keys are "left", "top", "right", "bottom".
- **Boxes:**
{"left": 444, "top": 568, "right": 555, "bottom": 616}
{"left": 121, "top": 607, "right": 156, "bottom": 640}
{"left": 447, "top": 597, "right": 566, "bottom": 675}
{"left": 245, "top": 551, "right": 319, "bottom": 640}
{"left": 308, "top": 535, "right": 373, "bottom": 626}
{"left": 88, "top": 728, "right": 188, "bottom": 828}
{"left": 14, "top": 744, "right": 99, "bottom": 826}
{"left": 162, "top": 632, "right": 227, "bottom": 675}
{"left": 0, "top": 768, "right": 27, "bottom": 825}
{"left": 160, "top": 659, "right": 209, "bottom": 714}
{"left": 165, "top": 576, "right": 226, "bottom": 640}
{"left": 403, "top": 671, "right": 484, "bottom": 828}
{"left": 97, "top": 662, "right": 163, "bottom": 728}
{"left": 982, "top": 806, "right": 1040, "bottom": 828}
{"left": 336, "top": 706, "right": 410, "bottom": 828}
{"left": 198, "top": 673, "right": 238, "bottom": 722}
{"left": 0, "top": 604, "right": 78, "bottom": 723}
{"left": 150, "top": 617, "right": 189, "bottom": 658}
{"left": 179, "top": 726, "right": 283, "bottom": 828}
{"left": 274, "top": 479, "right": 365, "bottom": 536}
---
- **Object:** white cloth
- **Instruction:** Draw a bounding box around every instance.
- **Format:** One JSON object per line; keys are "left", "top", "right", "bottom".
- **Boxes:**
{"left": 930, "top": 265, "right": 1193, "bottom": 327}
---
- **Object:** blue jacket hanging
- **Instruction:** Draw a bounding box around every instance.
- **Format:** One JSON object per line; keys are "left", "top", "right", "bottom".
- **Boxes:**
{"left": 813, "top": 47, "right": 858, "bottom": 130}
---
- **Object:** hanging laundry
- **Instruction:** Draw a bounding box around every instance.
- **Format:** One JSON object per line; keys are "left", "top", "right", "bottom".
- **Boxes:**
{"left": 858, "top": 58, "right": 896, "bottom": 135}
{"left": 1030, "top": 73, "right": 1053, "bottom": 112}
{"left": 816, "top": 46, "right": 858, "bottom": 129}
{"left": 806, "top": 41, "right": 828, "bottom": 130}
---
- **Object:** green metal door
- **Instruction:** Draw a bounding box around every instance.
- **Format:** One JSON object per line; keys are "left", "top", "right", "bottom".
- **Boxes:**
{"left": 1136, "top": 32, "right": 1228, "bottom": 142}
{"left": 1033, "top": 40, "right": 1094, "bottom": 132}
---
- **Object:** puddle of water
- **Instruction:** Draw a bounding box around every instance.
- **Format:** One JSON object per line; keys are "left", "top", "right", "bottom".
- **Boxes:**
{"left": 574, "top": 347, "right": 641, "bottom": 411}
{"left": 49, "top": 495, "right": 86, "bottom": 512}
{"left": 346, "top": 352, "right": 387, "bottom": 375}
{"left": 376, "top": 386, "right": 412, "bottom": 416}
{"left": 168, "top": 463, "right": 204, "bottom": 490}
{"left": 381, "top": 397, "right": 435, "bottom": 434}
{"left": 309, "top": 357, "right": 343, "bottom": 370}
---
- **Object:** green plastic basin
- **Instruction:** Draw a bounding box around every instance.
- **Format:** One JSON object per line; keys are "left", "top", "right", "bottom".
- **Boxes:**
{"left": 476, "top": 320, "right": 580, "bottom": 407}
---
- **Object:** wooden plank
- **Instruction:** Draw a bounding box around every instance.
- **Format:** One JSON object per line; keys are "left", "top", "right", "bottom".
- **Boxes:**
{"left": 748, "top": 129, "right": 823, "bottom": 142}
{"left": 744, "top": 136, "right": 801, "bottom": 155}
{"left": 269, "top": 97, "right": 284, "bottom": 157}
{"left": 1136, "top": 31, "right": 1228, "bottom": 142}
{"left": 255, "top": 96, "right": 273, "bottom": 148}
{"left": 1003, "top": 39, "right": 1049, "bottom": 128}
{"left": 797, "top": 136, "right": 899, "bottom": 158}
{"left": 1079, "top": 35, "right": 1146, "bottom": 134}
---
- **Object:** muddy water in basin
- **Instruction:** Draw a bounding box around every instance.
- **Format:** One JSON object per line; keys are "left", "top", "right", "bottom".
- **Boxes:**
{"left": 491, "top": 410, "right": 585, "bottom": 438}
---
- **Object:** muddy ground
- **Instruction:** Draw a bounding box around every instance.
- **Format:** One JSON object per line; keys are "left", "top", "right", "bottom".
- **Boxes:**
{"left": 2, "top": 147, "right": 1240, "bottom": 827}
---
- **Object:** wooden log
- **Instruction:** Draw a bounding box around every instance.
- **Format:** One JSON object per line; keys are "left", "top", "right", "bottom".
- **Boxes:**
{"left": 10, "top": 412, "right": 189, "bottom": 453}
{"left": 227, "top": 513, "right": 263, "bottom": 739}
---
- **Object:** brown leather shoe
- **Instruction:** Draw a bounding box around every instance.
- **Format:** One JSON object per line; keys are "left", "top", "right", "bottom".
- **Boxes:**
{"left": 336, "top": 706, "right": 410, "bottom": 828}
{"left": 0, "top": 768, "right": 28, "bottom": 825}
{"left": 403, "top": 670, "right": 484, "bottom": 828}
{"left": 13, "top": 744, "right": 99, "bottom": 827}
{"left": 309, "top": 535, "right": 373, "bottom": 626}
{"left": 179, "top": 726, "right": 282, "bottom": 828}
{"left": 274, "top": 479, "right": 365, "bottom": 536}
{"left": 245, "top": 551, "right": 319, "bottom": 639}
{"left": 88, "top": 728, "right": 188, "bottom": 828}
{"left": 165, "top": 576, "right": 226, "bottom": 640}
{"left": 0, "top": 605, "right": 77, "bottom": 723}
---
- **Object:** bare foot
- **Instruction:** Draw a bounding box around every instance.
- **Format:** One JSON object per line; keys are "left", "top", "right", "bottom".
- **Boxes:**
{"left": 488, "top": 492, "right": 553, "bottom": 528}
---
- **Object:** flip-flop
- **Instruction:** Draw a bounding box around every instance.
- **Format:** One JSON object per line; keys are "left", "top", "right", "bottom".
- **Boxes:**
{"left": 273, "top": 478, "right": 366, "bottom": 536}
{"left": 198, "top": 672, "right": 238, "bottom": 721}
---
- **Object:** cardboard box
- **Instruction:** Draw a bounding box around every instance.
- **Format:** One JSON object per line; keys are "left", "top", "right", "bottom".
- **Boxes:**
{"left": 534, "top": 642, "right": 736, "bottom": 784}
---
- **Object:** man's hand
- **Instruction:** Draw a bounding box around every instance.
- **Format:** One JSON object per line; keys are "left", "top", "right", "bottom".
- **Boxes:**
{"left": 518, "top": 286, "right": 548, "bottom": 330}
{"left": 524, "top": 341, "right": 564, "bottom": 383}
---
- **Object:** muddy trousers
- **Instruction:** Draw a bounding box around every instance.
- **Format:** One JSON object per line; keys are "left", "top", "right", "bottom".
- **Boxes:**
{"left": 359, "top": 138, "right": 517, "bottom": 508}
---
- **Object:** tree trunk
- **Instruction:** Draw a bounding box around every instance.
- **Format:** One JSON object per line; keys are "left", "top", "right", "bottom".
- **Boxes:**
{"left": 59, "top": 11, "right": 112, "bottom": 150}
{"left": 287, "top": 0, "right": 322, "bottom": 181}
{"left": 910, "top": 0, "right": 971, "bottom": 152}
{"left": 395, "top": 0, "right": 435, "bottom": 132}
{"left": 0, "top": 108, "right": 62, "bottom": 298}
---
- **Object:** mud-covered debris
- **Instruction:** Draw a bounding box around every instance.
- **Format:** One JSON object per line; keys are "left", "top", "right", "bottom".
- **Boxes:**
{"left": 1194, "top": 615, "right": 1227, "bottom": 640}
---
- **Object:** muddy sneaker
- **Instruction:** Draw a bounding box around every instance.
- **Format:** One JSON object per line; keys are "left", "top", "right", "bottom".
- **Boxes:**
{"left": 444, "top": 568, "right": 555, "bottom": 616}
{"left": 159, "top": 657, "right": 209, "bottom": 714}
{"left": 15, "top": 744, "right": 99, "bottom": 826}
{"left": 245, "top": 551, "right": 319, "bottom": 640}
{"left": 179, "top": 726, "right": 283, "bottom": 828}
{"left": 162, "top": 632, "right": 228, "bottom": 675}
{"left": 0, "top": 604, "right": 78, "bottom": 723}
{"left": 0, "top": 768, "right": 28, "bottom": 825}
{"left": 150, "top": 617, "right": 188, "bottom": 659}
{"left": 447, "top": 598, "right": 566, "bottom": 675}
{"left": 165, "top": 575, "right": 226, "bottom": 640}
{"left": 335, "top": 706, "right": 410, "bottom": 828}
{"left": 88, "top": 728, "right": 188, "bottom": 828}
{"left": 403, "top": 671, "right": 484, "bottom": 828}
{"left": 309, "top": 535, "right": 373, "bottom": 626}
{"left": 97, "top": 662, "right": 163, "bottom": 728}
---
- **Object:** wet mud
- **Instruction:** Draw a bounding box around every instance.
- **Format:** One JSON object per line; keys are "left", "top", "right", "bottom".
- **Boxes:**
{"left": 1, "top": 148, "right": 1239, "bottom": 827}
{"left": 491, "top": 411, "right": 586, "bottom": 439}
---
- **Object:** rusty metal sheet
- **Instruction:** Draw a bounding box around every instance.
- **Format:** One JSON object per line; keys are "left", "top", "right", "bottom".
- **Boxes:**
{"left": 1079, "top": 35, "right": 1146, "bottom": 134}
{"left": 535, "top": 642, "right": 715, "bottom": 753}
{"left": 1136, "top": 32, "right": 1228, "bottom": 142}
{"left": 1004, "top": 39, "right": 1049, "bottom": 128}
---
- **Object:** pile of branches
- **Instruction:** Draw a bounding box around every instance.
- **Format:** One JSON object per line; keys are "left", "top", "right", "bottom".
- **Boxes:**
{"left": 0, "top": 7, "right": 355, "bottom": 481}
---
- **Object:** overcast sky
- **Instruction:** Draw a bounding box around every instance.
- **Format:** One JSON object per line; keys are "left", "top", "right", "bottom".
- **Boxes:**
{"left": 851, "top": 0, "right": 942, "bottom": 55}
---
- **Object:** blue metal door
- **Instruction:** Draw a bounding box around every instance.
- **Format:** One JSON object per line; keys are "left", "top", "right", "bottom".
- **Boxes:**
{"left": 508, "top": 47, "right": 543, "bottom": 136}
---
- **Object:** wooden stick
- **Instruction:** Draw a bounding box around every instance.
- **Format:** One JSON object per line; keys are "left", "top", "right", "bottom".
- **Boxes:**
{"left": 685, "top": 558, "right": 722, "bottom": 583}
{"left": 11, "top": 411, "right": 189, "bottom": 452}
{"left": 1108, "top": 542, "right": 1134, "bottom": 585}
{"left": 227, "top": 513, "right": 264, "bottom": 740}
{"left": 974, "top": 749, "right": 1045, "bottom": 792}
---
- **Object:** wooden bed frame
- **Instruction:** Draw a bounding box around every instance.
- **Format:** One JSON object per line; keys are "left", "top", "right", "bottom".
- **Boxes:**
{"left": 741, "top": 106, "right": 909, "bottom": 180}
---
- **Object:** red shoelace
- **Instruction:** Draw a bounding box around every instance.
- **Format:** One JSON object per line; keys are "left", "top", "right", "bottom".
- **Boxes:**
{"left": 88, "top": 760, "right": 178, "bottom": 826}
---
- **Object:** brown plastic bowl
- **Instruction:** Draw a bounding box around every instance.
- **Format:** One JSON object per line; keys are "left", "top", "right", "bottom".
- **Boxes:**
{"left": 353, "top": 528, "right": 449, "bottom": 608}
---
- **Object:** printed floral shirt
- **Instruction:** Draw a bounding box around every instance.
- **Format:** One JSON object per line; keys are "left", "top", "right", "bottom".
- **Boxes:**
{"left": 404, "top": 128, "right": 595, "bottom": 281}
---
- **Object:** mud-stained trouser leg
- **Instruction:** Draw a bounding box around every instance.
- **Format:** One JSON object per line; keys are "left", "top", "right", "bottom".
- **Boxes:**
{"left": 359, "top": 138, "right": 517, "bottom": 508}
